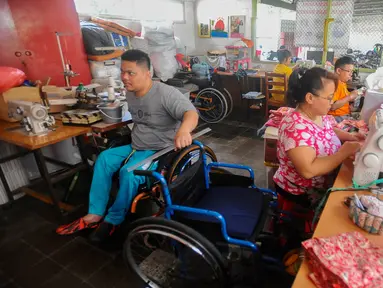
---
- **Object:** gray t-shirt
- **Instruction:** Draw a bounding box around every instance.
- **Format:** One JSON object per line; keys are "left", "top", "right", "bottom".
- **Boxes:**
{"left": 126, "top": 82, "right": 196, "bottom": 150}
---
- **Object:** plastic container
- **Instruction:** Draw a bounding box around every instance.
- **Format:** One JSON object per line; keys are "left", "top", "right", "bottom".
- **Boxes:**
{"left": 225, "top": 46, "right": 249, "bottom": 60}
{"left": 97, "top": 103, "right": 124, "bottom": 124}
{"left": 349, "top": 199, "right": 383, "bottom": 235}
{"left": 226, "top": 58, "right": 251, "bottom": 72}
{"left": 107, "top": 85, "right": 115, "bottom": 101}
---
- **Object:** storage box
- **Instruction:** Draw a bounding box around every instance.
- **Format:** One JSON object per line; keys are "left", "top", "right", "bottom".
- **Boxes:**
{"left": 225, "top": 46, "right": 250, "bottom": 60}
{"left": 226, "top": 58, "right": 251, "bottom": 72}
{"left": 42, "top": 85, "right": 77, "bottom": 114}
{"left": 264, "top": 138, "right": 279, "bottom": 166}
{"left": 0, "top": 87, "right": 41, "bottom": 122}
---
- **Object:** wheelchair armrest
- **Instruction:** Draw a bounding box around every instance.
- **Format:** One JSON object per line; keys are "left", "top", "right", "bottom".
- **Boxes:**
{"left": 133, "top": 170, "right": 172, "bottom": 204}
{"left": 207, "top": 162, "right": 255, "bottom": 181}
{"left": 133, "top": 170, "right": 156, "bottom": 178}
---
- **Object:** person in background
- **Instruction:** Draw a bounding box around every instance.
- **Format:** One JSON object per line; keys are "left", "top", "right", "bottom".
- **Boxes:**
{"left": 328, "top": 56, "right": 359, "bottom": 122}
{"left": 272, "top": 48, "right": 297, "bottom": 102}
{"left": 56, "top": 50, "right": 199, "bottom": 243}
{"left": 274, "top": 67, "right": 364, "bottom": 212}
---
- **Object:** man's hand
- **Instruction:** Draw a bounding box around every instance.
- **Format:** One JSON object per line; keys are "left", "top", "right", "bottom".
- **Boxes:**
{"left": 349, "top": 90, "right": 358, "bottom": 102}
{"left": 174, "top": 130, "right": 192, "bottom": 150}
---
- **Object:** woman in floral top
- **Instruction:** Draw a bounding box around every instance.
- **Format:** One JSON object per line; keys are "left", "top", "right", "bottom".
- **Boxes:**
{"left": 273, "top": 67, "right": 364, "bottom": 208}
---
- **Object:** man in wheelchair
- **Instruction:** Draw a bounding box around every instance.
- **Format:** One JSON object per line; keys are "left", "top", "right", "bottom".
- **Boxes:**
{"left": 56, "top": 50, "right": 199, "bottom": 242}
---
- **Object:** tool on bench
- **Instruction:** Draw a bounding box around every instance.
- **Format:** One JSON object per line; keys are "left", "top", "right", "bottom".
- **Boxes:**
{"left": 127, "top": 128, "right": 211, "bottom": 172}
{"left": 354, "top": 107, "right": 383, "bottom": 188}
{"left": 8, "top": 100, "right": 56, "bottom": 135}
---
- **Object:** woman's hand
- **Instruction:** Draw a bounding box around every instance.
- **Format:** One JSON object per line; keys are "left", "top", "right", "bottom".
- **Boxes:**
{"left": 351, "top": 132, "right": 366, "bottom": 142}
{"left": 339, "top": 141, "right": 362, "bottom": 159}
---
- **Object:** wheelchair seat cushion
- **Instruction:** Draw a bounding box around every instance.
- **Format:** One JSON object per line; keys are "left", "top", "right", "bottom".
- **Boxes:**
{"left": 186, "top": 186, "right": 265, "bottom": 239}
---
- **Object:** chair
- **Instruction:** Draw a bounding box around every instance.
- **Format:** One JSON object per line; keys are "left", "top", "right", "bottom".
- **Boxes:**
{"left": 265, "top": 72, "right": 287, "bottom": 118}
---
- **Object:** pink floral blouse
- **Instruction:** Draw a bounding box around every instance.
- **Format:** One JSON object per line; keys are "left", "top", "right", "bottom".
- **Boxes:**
{"left": 273, "top": 111, "right": 341, "bottom": 195}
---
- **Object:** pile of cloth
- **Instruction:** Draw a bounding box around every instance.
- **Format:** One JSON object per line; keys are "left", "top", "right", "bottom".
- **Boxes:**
{"left": 335, "top": 119, "right": 369, "bottom": 136}
{"left": 257, "top": 107, "right": 294, "bottom": 137}
{"left": 303, "top": 231, "right": 383, "bottom": 288}
{"left": 265, "top": 107, "right": 295, "bottom": 128}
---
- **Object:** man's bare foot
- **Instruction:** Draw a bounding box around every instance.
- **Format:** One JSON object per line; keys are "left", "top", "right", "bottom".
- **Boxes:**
{"left": 83, "top": 214, "right": 103, "bottom": 223}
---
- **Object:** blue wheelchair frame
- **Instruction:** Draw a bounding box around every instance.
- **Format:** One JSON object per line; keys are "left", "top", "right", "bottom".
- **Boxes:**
{"left": 138, "top": 140, "right": 278, "bottom": 263}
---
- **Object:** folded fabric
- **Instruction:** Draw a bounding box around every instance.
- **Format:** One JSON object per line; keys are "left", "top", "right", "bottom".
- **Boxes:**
{"left": 303, "top": 231, "right": 383, "bottom": 288}
{"left": 336, "top": 119, "right": 369, "bottom": 136}
{"left": 360, "top": 195, "right": 383, "bottom": 218}
{"left": 242, "top": 91, "right": 264, "bottom": 99}
{"left": 265, "top": 107, "right": 294, "bottom": 128}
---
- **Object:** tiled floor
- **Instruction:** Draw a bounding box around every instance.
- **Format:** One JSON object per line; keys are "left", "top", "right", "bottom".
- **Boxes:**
{"left": 0, "top": 120, "right": 289, "bottom": 288}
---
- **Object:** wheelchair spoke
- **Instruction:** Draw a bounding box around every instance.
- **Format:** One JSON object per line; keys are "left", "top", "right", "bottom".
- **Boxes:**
{"left": 125, "top": 225, "right": 225, "bottom": 288}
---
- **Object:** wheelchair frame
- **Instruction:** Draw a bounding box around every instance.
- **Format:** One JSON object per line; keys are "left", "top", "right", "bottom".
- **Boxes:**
{"left": 128, "top": 143, "right": 218, "bottom": 215}
{"left": 134, "top": 140, "right": 279, "bottom": 261}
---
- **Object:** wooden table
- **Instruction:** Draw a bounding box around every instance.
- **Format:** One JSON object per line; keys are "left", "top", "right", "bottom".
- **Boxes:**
{"left": 0, "top": 121, "right": 90, "bottom": 150}
{"left": 91, "top": 119, "right": 132, "bottom": 134}
{"left": 292, "top": 159, "right": 383, "bottom": 287}
{"left": 0, "top": 120, "right": 91, "bottom": 215}
{"left": 216, "top": 70, "right": 266, "bottom": 79}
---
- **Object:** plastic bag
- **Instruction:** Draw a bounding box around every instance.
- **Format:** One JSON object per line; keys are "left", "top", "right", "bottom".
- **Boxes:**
{"left": 0, "top": 67, "right": 26, "bottom": 93}
{"left": 144, "top": 21, "right": 176, "bottom": 53}
{"left": 143, "top": 22, "right": 177, "bottom": 81}
{"left": 151, "top": 50, "right": 178, "bottom": 82}
{"left": 89, "top": 59, "right": 121, "bottom": 79}
{"left": 365, "top": 67, "right": 383, "bottom": 90}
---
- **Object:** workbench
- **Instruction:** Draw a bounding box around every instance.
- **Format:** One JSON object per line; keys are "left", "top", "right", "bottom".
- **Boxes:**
{"left": 292, "top": 159, "right": 383, "bottom": 287}
{"left": 0, "top": 120, "right": 91, "bottom": 215}
{"left": 0, "top": 115, "right": 134, "bottom": 215}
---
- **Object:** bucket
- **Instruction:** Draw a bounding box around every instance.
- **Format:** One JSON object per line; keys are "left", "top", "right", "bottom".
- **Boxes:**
{"left": 97, "top": 103, "right": 124, "bottom": 124}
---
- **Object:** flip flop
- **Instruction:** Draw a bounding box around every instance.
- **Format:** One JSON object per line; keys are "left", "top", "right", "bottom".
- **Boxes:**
{"left": 56, "top": 218, "right": 100, "bottom": 235}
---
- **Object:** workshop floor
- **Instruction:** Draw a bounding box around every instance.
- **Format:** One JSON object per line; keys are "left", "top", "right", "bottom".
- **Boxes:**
{"left": 0, "top": 120, "right": 291, "bottom": 288}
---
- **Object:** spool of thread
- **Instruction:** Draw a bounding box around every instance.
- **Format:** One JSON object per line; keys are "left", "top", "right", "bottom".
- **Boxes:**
{"left": 108, "top": 76, "right": 116, "bottom": 87}
{"left": 107, "top": 85, "right": 115, "bottom": 101}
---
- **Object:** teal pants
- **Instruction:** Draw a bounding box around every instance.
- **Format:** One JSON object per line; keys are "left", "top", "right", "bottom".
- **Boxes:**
{"left": 88, "top": 144, "right": 156, "bottom": 225}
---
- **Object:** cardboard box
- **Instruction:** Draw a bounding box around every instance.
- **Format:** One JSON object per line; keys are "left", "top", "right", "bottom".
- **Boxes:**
{"left": 0, "top": 87, "right": 41, "bottom": 122}
{"left": 42, "top": 85, "right": 77, "bottom": 114}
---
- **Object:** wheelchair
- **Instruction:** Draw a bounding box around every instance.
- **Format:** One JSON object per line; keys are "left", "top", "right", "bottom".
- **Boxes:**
{"left": 126, "top": 143, "right": 218, "bottom": 217}
{"left": 122, "top": 141, "right": 293, "bottom": 288}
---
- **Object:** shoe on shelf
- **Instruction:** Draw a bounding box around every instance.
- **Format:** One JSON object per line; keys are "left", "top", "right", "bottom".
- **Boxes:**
{"left": 56, "top": 218, "right": 100, "bottom": 236}
{"left": 88, "top": 221, "right": 118, "bottom": 244}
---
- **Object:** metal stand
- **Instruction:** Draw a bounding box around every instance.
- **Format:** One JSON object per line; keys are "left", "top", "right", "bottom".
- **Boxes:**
{"left": 0, "top": 165, "right": 13, "bottom": 204}
{"left": 0, "top": 136, "right": 90, "bottom": 217}
{"left": 33, "top": 149, "right": 63, "bottom": 215}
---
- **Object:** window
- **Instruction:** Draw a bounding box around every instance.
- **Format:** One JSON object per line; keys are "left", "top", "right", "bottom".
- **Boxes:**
{"left": 74, "top": 0, "right": 185, "bottom": 22}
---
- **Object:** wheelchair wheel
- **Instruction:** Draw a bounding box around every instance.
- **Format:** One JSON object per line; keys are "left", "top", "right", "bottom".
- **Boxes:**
{"left": 222, "top": 88, "right": 233, "bottom": 117}
{"left": 124, "top": 217, "right": 227, "bottom": 288}
{"left": 194, "top": 88, "right": 228, "bottom": 124}
{"left": 167, "top": 144, "right": 217, "bottom": 183}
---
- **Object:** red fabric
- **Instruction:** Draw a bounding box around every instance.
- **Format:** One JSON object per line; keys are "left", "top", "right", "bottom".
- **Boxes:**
{"left": 0, "top": 67, "right": 26, "bottom": 93}
{"left": 277, "top": 194, "right": 314, "bottom": 234}
{"left": 303, "top": 232, "right": 383, "bottom": 288}
{"left": 273, "top": 111, "right": 341, "bottom": 195}
{"left": 265, "top": 107, "right": 294, "bottom": 128}
{"left": 335, "top": 119, "right": 369, "bottom": 136}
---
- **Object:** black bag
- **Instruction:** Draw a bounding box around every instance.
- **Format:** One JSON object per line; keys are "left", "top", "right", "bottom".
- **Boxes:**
{"left": 80, "top": 21, "right": 114, "bottom": 56}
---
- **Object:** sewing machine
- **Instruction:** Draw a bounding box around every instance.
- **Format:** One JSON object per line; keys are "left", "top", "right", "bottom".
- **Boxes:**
{"left": 353, "top": 108, "right": 383, "bottom": 187}
{"left": 361, "top": 89, "right": 383, "bottom": 122}
{"left": 8, "top": 100, "right": 55, "bottom": 135}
